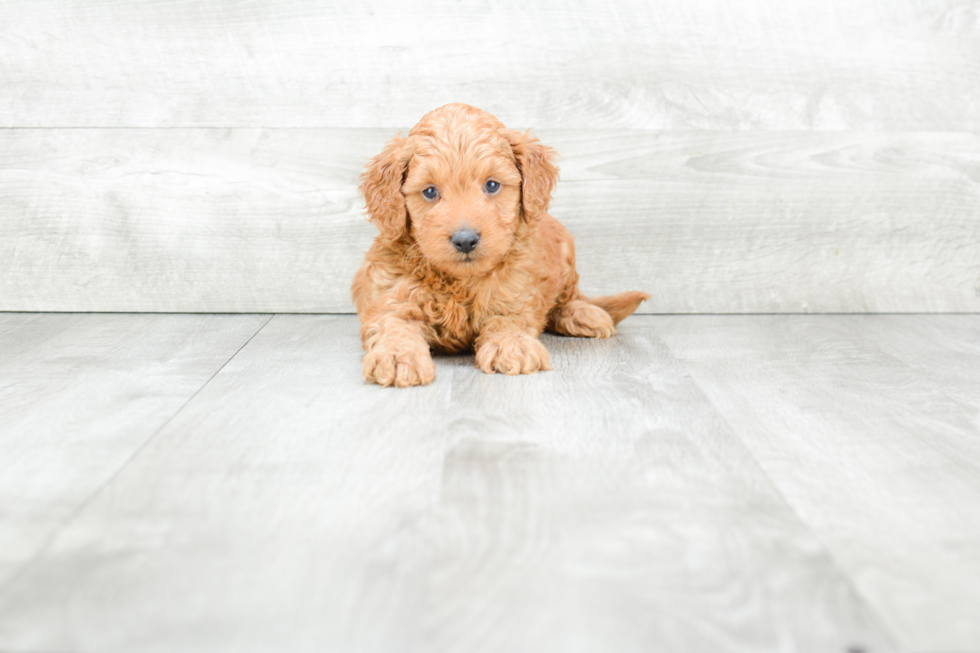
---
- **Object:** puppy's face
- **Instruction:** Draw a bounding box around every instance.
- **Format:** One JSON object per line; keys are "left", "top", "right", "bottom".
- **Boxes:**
{"left": 360, "top": 103, "right": 559, "bottom": 279}
{"left": 402, "top": 134, "right": 522, "bottom": 277}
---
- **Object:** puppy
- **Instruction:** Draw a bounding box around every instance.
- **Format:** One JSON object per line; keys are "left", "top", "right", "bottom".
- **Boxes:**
{"left": 352, "top": 103, "right": 649, "bottom": 387}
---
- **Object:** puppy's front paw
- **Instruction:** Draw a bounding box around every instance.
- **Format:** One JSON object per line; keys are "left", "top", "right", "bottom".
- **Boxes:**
{"left": 476, "top": 332, "right": 551, "bottom": 375}
{"left": 363, "top": 343, "right": 436, "bottom": 387}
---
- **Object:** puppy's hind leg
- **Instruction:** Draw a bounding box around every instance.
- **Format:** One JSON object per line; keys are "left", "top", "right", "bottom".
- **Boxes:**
{"left": 547, "top": 299, "right": 617, "bottom": 339}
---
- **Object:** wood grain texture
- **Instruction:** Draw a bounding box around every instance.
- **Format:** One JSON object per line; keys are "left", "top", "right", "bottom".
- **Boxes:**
{"left": 847, "top": 315, "right": 980, "bottom": 411}
{"left": 1, "top": 0, "right": 977, "bottom": 130}
{"left": 654, "top": 314, "right": 980, "bottom": 652}
{"left": 0, "top": 315, "right": 455, "bottom": 653}
{"left": 0, "top": 313, "right": 268, "bottom": 590}
{"left": 1, "top": 129, "right": 977, "bottom": 313}
{"left": 423, "top": 332, "right": 893, "bottom": 653}
{"left": 0, "top": 315, "right": 895, "bottom": 653}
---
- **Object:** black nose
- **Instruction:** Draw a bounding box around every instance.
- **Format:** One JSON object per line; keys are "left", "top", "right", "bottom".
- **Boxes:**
{"left": 451, "top": 229, "right": 481, "bottom": 254}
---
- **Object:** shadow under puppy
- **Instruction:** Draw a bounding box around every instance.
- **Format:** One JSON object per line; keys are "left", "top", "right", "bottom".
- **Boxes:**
{"left": 352, "top": 103, "right": 649, "bottom": 387}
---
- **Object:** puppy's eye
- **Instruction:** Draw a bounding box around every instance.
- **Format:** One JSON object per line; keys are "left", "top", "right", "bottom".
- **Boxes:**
{"left": 484, "top": 180, "right": 501, "bottom": 194}
{"left": 422, "top": 186, "right": 439, "bottom": 201}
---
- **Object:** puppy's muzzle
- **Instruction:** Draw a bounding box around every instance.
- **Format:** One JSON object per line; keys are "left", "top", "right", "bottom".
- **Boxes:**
{"left": 451, "top": 229, "right": 481, "bottom": 254}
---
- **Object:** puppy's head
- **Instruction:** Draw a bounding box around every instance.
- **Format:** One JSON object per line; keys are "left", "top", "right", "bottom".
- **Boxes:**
{"left": 359, "top": 103, "right": 559, "bottom": 278}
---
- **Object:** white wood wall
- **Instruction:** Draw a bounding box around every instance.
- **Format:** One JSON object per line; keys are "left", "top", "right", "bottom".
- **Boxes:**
{"left": 1, "top": 0, "right": 978, "bottom": 313}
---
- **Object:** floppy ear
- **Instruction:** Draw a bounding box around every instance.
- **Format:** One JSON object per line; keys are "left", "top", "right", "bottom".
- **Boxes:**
{"left": 505, "top": 130, "right": 560, "bottom": 222}
{"left": 359, "top": 134, "right": 410, "bottom": 241}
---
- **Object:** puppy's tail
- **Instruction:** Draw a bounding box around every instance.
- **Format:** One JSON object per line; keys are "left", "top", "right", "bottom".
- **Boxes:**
{"left": 584, "top": 291, "right": 651, "bottom": 325}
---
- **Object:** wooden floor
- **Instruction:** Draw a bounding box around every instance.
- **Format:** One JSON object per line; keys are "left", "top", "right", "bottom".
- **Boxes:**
{"left": 1, "top": 313, "right": 978, "bottom": 653}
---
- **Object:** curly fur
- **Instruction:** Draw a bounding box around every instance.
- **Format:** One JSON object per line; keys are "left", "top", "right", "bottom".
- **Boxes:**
{"left": 353, "top": 103, "right": 649, "bottom": 387}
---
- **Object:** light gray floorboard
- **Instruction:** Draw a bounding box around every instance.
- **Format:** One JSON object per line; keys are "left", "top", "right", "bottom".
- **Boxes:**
{"left": 0, "top": 315, "right": 455, "bottom": 653}
{"left": 423, "top": 333, "right": 892, "bottom": 653}
{"left": 1, "top": 0, "right": 977, "bottom": 130}
{"left": 0, "top": 315, "right": 894, "bottom": 653}
{"left": 654, "top": 315, "right": 980, "bottom": 652}
{"left": 0, "top": 313, "right": 269, "bottom": 590}
{"left": 841, "top": 315, "right": 980, "bottom": 413}
{"left": 2, "top": 129, "right": 977, "bottom": 313}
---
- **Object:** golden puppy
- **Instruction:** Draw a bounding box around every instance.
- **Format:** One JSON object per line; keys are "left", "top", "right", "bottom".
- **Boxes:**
{"left": 352, "top": 103, "right": 649, "bottom": 387}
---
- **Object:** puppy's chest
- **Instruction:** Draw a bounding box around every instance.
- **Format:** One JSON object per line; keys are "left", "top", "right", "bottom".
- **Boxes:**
{"left": 422, "top": 292, "right": 483, "bottom": 351}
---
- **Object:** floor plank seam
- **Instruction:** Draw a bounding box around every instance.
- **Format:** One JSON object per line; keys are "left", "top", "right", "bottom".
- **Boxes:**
{"left": 715, "top": 413, "right": 904, "bottom": 651}
{"left": 732, "top": 441, "right": 904, "bottom": 650}
{"left": 662, "top": 341, "right": 907, "bottom": 651}
{"left": 845, "top": 333, "right": 980, "bottom": 480}
{"left": 0, "top": 314, "right": 276, "bottom": 601}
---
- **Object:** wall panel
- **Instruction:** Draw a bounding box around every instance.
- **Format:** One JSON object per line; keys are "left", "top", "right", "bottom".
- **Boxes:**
{"left": 2, "top": 128, "right": 977, "bottom": 313}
